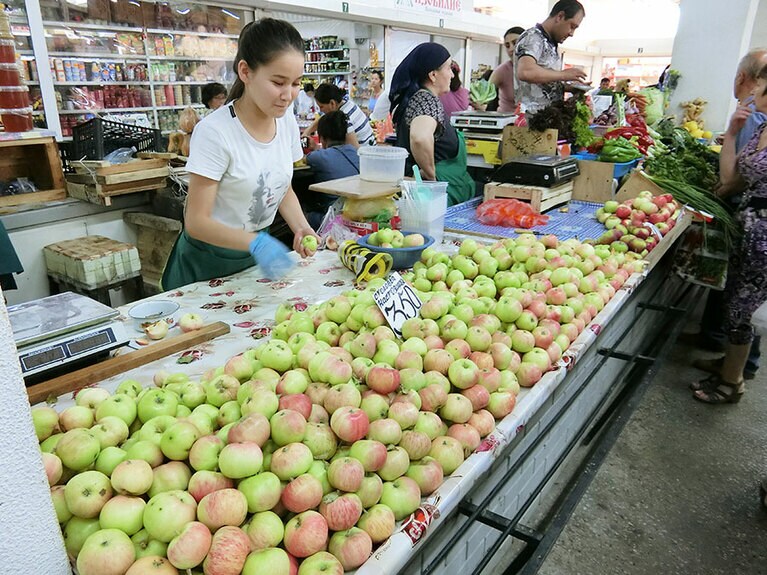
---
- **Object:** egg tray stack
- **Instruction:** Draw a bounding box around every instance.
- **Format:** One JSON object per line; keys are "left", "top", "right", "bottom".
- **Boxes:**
{"left": 44, "top": 235, "right": 141, "bottom": 291}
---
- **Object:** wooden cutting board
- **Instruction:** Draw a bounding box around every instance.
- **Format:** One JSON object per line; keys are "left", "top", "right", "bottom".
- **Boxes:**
{"left": 308, "top": 175, "right": 401, "bottom": 199}
{"left": 26, "top": 321, "right": 231, "bottom": 405}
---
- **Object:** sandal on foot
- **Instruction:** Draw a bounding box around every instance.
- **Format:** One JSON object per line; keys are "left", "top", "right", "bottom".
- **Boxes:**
{"left": 690, "top": 374, "right": 720, "bottom": 392}
{"left": 692, "top": 376, "right": 744, "bottom": 404}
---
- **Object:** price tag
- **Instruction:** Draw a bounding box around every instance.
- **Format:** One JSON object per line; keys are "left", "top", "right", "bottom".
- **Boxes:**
{"left": 643, "top": 222, "right": 663, "bottom": 241}
{"left": 373, "top": 273, "right": 423, "bottom": 338}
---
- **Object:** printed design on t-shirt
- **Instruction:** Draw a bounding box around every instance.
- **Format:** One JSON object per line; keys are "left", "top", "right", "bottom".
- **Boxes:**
{"left": 514, "top": 27, "right": 564, "bottom": 113}
{"left": 247, "top": 170, "right": 289, "bottom": 230}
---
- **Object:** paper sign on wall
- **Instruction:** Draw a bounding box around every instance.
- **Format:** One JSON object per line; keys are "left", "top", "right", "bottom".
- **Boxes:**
{"left": 373, "top": 273, "right": 422, "bottom": 338}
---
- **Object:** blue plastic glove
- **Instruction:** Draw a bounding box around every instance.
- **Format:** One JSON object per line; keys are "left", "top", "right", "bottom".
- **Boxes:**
{"left": 248, "top": 232, "right": 295, "bottom": 279}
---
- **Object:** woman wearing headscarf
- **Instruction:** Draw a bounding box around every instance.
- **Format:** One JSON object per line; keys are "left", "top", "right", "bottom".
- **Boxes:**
{"left": 390, "top": 42, "right": 474, "bottom": 205}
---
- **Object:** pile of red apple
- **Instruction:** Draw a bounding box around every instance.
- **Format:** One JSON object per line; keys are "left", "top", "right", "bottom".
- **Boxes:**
{"left": 34, "top": 234, "right": 648, "bottom": 575}
{"left": 594, "top": 191, "right": 680, "bottom": 256}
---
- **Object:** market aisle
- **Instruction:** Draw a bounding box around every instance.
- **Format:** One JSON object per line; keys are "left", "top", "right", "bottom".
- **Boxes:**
{"left": 538, "top": 338, "right": 767, "bottom": 575}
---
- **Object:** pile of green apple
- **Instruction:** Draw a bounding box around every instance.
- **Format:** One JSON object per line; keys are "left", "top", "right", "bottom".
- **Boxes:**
{"left": 366, "top": 229, "right": 425, "bottom": 248}
{"left": 594, "top": 191, "right": 681, "bottom": 256}
{"left": 34, "top": 233, "right": 647, "bottom": 575}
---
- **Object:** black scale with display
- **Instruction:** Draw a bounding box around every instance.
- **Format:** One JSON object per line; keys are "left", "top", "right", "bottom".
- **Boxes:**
{"left": 9, "top": 292, "right": 129, "bottom": 383}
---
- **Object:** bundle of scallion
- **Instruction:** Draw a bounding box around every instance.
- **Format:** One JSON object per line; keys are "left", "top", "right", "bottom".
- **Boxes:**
{"left": 645, "top": 174, "right": 741, "bottom": 245}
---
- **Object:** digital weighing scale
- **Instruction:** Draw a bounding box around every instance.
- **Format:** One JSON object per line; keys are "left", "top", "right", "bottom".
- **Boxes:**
{"left": 450, "top": 111, "right": 517, "bottom": 131}
{"left": 450, "top": 112, "right": 518, "bottom": 168}
{"left": 9, "top": 292, "right": 129, "bottom": 380}
{"left": 493, "top": 154, "right": 580, "bottom": 187}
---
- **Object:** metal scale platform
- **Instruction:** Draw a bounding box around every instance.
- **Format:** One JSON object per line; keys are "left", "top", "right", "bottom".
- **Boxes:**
{"left": 9, "top": 291, "right": 129, "bottom": 382}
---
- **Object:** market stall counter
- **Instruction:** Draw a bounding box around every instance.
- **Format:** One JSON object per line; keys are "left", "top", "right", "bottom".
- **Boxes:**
{"left": 26, "top": 201, "right": 694, "bottom": 574}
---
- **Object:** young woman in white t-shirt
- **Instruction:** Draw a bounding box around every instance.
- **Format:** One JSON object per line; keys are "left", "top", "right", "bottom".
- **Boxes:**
{"left": 162, "top": 19, "right": 319, "bottom": 290}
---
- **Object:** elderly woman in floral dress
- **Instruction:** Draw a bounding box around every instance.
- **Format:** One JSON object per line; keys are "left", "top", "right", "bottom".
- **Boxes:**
{"left": 691, "top": 64, "right": 767, "bottom": 404}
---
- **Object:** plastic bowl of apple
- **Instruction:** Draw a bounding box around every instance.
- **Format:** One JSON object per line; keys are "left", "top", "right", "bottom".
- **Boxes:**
{"left": 358, "top": 230, "right": 435, "bottom": 270}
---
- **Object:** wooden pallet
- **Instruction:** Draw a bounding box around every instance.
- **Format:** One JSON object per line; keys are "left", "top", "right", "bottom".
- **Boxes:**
{"left": 72, "top": 158, "right": 166, "bottom": 176}
{"left": 484, "top": 181, "right": 574, "bottom": 213}
{"left": 67, "top": 176, "right": 167, "bottom": 206}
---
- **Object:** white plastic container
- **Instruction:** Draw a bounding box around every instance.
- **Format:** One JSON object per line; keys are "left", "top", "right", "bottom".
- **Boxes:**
{"left": 397, "top": 181, "right": 448, "bottom": 245}
{"left": 359, "top": 146, "right": 408, "bottom": 182}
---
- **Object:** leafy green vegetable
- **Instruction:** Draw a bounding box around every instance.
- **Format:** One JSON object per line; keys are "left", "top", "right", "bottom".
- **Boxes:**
{"left": 469, "top": 80, "right": 497, "bottom": 104}
{"left": 573, "top": 101, "right": 595, "bottom": 149}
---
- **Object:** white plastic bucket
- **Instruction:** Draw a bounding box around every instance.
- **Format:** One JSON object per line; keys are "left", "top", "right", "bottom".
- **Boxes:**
{"left": 397, "top": 181, "right": 448, "bottom": 245}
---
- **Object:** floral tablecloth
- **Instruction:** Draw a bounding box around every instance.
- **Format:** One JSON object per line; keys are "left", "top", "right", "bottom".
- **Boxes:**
{"left": 44, "top": 250, "right": 354, "bottom": 408}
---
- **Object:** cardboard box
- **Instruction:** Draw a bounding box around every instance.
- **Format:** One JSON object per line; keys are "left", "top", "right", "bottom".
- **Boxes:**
{"left": 87, "top": 0, "right": 110, "bottom": 21}
{"left": 501, "top": 126, "right": 558, "bottom": 161}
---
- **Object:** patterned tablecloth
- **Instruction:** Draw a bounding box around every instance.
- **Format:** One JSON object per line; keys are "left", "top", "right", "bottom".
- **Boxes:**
{"left": 35, "top": 213, "right": 689, "bottom": 574}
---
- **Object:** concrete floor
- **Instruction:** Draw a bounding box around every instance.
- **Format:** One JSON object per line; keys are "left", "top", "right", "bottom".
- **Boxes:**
{"left": 539, "top": 336, "right": 767, "bottom": 575}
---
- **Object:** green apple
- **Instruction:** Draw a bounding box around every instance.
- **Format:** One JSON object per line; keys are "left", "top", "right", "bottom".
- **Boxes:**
{"left": 302, "top": 235, "right": 318, "bottom": 253}
{"left": 56, "top": 429, "right": 101, "bottom": 471}
{"left": 95, "top": 393, "right": 137, "bottom": 426}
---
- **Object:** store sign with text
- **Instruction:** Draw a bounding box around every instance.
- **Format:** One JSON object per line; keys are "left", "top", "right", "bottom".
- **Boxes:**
{"left": 395, "top": 0, "right": 464, "bottom": 17}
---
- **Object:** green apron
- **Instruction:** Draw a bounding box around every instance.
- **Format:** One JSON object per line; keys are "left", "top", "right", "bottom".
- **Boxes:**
{"left": 161, "top": 230, "right": 254, "bottom": 291}
{"left": 435, "top": 130, "right": 475, "bottom": 206}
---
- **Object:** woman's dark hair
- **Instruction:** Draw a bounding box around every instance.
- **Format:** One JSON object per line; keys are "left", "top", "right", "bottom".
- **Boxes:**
{"left": 315, "top": 83, "right": 347, "bottom": 105}
{"left": 371, "top": 70, "right": 384, "bottom": 84}
{"left": 317, "top": 111, "right": 348, "bottom": 146}
{"left": 202, "top": 82, "right": 226, "bottom": 108}
{"left": 549, "top": 0, "right": 585, "bottom": 19}
{"left": 303, "top": 82, "right": 315, "bottom": 93}
{"left": 228, "top": 18, "right": 304, "bottom": 102}
{"left": 450, "top": 62, "right": 462, "bottom": 92}
{"left": 505, "top": 26, "right": 525, "bottom": 37}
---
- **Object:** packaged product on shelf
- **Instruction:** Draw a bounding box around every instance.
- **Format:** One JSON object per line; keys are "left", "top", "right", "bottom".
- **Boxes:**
{"left": 90, "top": 62, "right": 100, "bottom": 81}
{"left": 0, "top": 38, "right": 14, "bottom": 64}
{"left": 28, "top": 60, "right": 37, "bottom": 82}
{"left": 173, "top": 85, "right": 182, "bottom": 107}
{"left": 0, "top": 86, "right": 30, "bottom": 108}
{"left": 53, "top": 59, "right": 65, "bottom": 82}
{"left": 168, "top": 62, "right": 176, "bottom": 82}
{"left": 164, "top": 84, "right": 175, "bottom": 107}
{"left": 77, "top": 61, "right": 86, "bottom": 82}
{"left": 1, "top": 107, "right": 33, "bottom": 132}
{"left": 163, "top": 36, "right": 174, "bottom": 57}
{"left": 153, "top": 37, "right": 165, "bottom": 56}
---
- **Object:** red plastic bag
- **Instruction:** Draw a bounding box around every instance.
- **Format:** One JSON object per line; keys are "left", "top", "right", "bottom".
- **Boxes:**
{"left": 476, "top": 198, "right": 549, "bottom": 228}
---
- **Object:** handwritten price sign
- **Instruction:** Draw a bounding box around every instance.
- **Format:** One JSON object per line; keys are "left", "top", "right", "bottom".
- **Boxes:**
{"left": 373, "top": 273, "right": 423, "bottom": 338}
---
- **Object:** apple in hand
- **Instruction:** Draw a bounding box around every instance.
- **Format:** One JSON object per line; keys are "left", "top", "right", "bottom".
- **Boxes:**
{"left": 302, "top": 234, "right": 318, "bottom": 255}
{"left": 178, "top": 312, "right": 204, "bottom": 333}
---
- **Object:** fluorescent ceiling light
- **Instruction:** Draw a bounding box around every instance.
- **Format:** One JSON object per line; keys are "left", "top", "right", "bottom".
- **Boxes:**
{"left": 221, "top": 9, "right": 240, "bottom": 20}
{"left": 176, "top": 8, "right": 190, "bottom": 14}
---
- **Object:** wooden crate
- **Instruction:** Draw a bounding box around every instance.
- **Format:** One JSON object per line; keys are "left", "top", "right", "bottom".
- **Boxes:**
{"left": 67, "top": 158, "right": 169, "bottom": 206}
{"left": 571, "top": 160, "right": 615, "bottom": 203}
{"left": 123, "top": 212, "right": 182, "bottom": 294}
{"left": 616, "top": 169, "right": 666, "bottom": 202}
{"left": 0, "top": 137, "right": 67, "bottom": 207}
{"left": 501, "top": 126, "right": 558, "bottom": 162}
{"left": 484, "top": 181, "right": 573, "bottom": 213}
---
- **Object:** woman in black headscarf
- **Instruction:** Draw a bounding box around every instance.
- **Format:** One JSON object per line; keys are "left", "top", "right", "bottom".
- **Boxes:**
{"left": 390, "top": 42, "right": 475, "bottom": 205}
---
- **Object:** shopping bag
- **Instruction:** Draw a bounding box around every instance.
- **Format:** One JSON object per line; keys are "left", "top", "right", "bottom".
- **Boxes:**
{"left": 672, "top": 221, "right": 728, "bottom": 290}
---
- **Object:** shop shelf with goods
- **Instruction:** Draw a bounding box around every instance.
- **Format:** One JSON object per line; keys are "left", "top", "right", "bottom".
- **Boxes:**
{"left": 601, "top": 56, "right": 671, "bottom": 89}
{"left": 29, "top": 0, "right": 245, "bottom": 138}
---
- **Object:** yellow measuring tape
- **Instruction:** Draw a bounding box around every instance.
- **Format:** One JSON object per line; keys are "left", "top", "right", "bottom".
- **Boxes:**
{"left": 339, "top": 240, "right": 393, "bottom": 282}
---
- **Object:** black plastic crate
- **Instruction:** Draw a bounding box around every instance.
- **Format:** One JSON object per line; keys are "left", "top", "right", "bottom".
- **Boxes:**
{"left": 71, "top": 117, "right": 163, "bottom": 160}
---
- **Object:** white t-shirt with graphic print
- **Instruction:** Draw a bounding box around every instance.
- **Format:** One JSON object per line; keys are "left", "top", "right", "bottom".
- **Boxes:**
{"left": 186, "top": 102, "right": 303, "bottom": 232}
